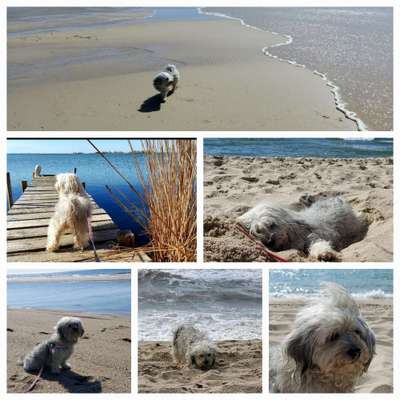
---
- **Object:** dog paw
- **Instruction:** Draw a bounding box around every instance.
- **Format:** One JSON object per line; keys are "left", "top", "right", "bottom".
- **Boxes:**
{"left": 317, "top": 250, "right": 341, "bottom": 262}
{"left": 46, "top": 244, "right": 58, "bottom": 252}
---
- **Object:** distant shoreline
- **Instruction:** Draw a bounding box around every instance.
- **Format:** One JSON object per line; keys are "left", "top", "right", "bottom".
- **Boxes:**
{"left": 7, "top": 273, "right": 131, "bottom": 284}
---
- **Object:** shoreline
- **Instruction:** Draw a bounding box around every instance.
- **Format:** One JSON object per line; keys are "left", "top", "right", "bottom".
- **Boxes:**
{"left": 139, "top": 339, "right": 262, "bottom": 393}
{"left": 198, "top": 7, "right": 366, "bottom": 131}
{"left": 8, "top": 309, "right": 131, "bottom": 393}
{"left": 8, "top": 15, "right": 356, "bottom": 131}
{"left": 8, "top": 273, "right": 131, "bottom": 284}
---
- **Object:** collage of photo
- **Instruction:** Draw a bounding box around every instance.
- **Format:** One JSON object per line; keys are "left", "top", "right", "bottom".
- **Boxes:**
{"left": 2, "top": 4, "right": 396, "bottom": 399}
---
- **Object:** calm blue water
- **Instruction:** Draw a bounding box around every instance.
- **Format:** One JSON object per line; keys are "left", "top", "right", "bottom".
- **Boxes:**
{"left": 138, "top": 269, "right": 262, "bottom": 340}
{"left": 7, "top": 153, "right": 149, "bottom": 244}
{"left": 204, "top": 138, "right": 393, "bottom": 158}
{"left": 8, "top": 270, "right": 131, "bottom": 315}
{"left": 270, "top": 269, "right": 393, "bottom": 299}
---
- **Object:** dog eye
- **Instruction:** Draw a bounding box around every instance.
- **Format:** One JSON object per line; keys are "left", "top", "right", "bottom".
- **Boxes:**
{"left": 269, "top": 222, "right": 277, "bottom": 229}
{"left": 330, "top": 333, "right": 339, "bottom": 341}
{"left": 354, "top": 329, "right": 362, "bottom": 336}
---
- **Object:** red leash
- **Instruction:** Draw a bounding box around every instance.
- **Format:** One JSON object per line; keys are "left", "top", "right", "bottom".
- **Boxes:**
{"left": 235, "top": 223, "right": 288, "bottom": 262}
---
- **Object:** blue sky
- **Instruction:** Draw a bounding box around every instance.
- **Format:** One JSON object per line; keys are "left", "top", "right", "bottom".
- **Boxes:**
{"left": 7, "top": 139, "right": 142, "bottom": 154}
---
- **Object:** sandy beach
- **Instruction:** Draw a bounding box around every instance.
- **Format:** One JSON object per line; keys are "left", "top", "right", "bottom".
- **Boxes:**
{"left": 7, "top": 309, "right": 131, "bottom": 393}
{"left": 204, "top": 155, "right": 393, "bottom": 262}
{"left": 138, "top": 339, "right": 262, "bottom": 393}
{"left": 269, "top": 298, "right": 393, "bottom": 393}
{"left": 8, "top": 16, "right": 356, "bottom": 131}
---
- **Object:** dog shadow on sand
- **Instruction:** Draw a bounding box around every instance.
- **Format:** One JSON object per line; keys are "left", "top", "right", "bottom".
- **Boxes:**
{"left": 138, "top": 93, "right": 174, "bottom": 112}
{"left": 29, "top": 370, "right": 102, "bottom": 393}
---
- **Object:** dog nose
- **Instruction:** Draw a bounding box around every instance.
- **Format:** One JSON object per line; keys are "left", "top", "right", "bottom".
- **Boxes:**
{"left": 347, "top": 346, "right": 361, "bottom": 360}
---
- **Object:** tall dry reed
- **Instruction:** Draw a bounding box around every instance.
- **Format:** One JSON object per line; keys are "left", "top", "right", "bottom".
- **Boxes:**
{"left": 91, "top": 139, "right": 197, "bottom": 262}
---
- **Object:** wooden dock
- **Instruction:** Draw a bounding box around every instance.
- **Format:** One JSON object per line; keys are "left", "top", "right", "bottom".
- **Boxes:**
{"left": 7, "top": 174, "right": 150, "bottom": 262}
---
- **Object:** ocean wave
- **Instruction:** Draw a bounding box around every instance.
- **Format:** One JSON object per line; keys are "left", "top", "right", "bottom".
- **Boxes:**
{"left": 270, "top": 289, "right": 392, "bottom": 300}
{"left": 198, "top": 7, "right": 367, "bottom": 131}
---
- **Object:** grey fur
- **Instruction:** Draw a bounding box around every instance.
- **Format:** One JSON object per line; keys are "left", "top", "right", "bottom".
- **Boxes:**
{"left": 270, "top": 283, "right": 375, "bottom": 393}
{"left": 237, "top": 196, "right": 368, "bottom": 261}
{"left": 172, "top": 325, "right": 217, "bottom": 370}
{"left": 153, "top": 64, "right": 180, "bottom": 102}
{"left": 23, "top": 317, "right": 84, "bottom": 374}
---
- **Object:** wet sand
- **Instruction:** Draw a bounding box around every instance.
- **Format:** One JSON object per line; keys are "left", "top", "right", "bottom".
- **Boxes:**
{"left": 8, "top": 18, "right": 356, "bottom": 131}
{"left": 138, "top": 339, "right": 262, "bottom": 393}
{"left": 204, "top": 155, "right": 393, "bottom": 262}
{"left": 270, "top": 298, "right": 393, "bottom": 393}
{"left": 7, "top": 309, "right": 131, "bottom": 393}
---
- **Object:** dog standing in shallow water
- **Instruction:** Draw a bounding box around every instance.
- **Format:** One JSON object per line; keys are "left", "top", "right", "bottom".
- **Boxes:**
{"left": 172, "top": 325, "right": 217, "bottom": 370}
{"left": 46, "top": 173, "right": 92, "bottom": 252}
{"left": 153, "top": 64, "right": 180, "bottom": 102}
{"left": 23, "top": 317, "right": 84, "bottom": 374}
{"left": 269, "top": 283, "right": 375, "bottom": 393}
{"left": 237, "top": 196, "right": 368, "bottom": 261}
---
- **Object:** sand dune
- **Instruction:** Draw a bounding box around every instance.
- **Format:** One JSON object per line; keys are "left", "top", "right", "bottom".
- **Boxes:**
{"left": 204, "top": 155, "right": 393, "bottom": 262}
{"left": 269, "top": 298, "right": 393, "bottom": 393}
{"left": 7, "top": 309, "right": 131, "bottom": 393}
{"left": 138, "top": 339, "right": 262, "bottom": 393}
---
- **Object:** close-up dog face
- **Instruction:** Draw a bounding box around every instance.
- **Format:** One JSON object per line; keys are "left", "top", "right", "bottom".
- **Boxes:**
{"left": 285, "top": 284, "right": 375, "bottom": 378}
{"left": 55, "top": 173, "right": 84, "bottom": 195}
{"left": 56, "top": 317, "right": 85, "bottom": 343}
{"left": 190, "top": 344, "right": 217, "bottom": 371}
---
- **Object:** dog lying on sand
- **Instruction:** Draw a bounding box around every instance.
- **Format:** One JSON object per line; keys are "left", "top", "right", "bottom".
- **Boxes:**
{"left": 172, "top": 325, "right": 218, "bottom": 370}
{"left": 237, "top": 195, "right": 368, "bottom": 261}
{"left": 22, "top": 317, "right": 84, "bottom": 374}
{"left": 153, "top": 64, "right": 180, "bottom": 102}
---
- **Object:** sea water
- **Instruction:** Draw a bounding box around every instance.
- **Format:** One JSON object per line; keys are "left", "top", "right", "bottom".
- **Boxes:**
{"left": 138, "top": 269, "right": 262, "bottom": 341}
{"left": 7, "top": 269, "right": 131, "bottom": 315}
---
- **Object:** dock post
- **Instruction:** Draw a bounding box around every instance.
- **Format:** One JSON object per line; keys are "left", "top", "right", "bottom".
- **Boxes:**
{"left": 82, "top": 182, "right": 86, "bottom": 189}
{"left": 21, "top": 180, "right": 28, "bottom": 193}
{"left": 7, "top": 172, "right": 13, "bottom": 208}
{"left": 74, "top": 168, "right": 77, "bottom": 174}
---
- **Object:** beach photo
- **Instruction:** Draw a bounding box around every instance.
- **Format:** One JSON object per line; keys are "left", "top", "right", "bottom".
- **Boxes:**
{"left": 204, "top": 138, "right": 393, "bottom": 262}
{"left": 138, "top": 269, "right": 262, "bottom": 393}
{"left": 7, "top": 7, "right": 392, "bottom": 131}
{"left": 269, "top": 269, "right": 393, "bottom": 393}
{"left": 7, "top": 138, "right": 196, "bottom": 262}
{"left": 7, "top": 268, "right": 131, "bottom": 393}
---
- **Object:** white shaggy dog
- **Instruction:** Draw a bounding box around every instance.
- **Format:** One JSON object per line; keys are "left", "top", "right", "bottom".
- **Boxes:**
{"left": 23, "top": 317, "right": 84, "bottom": 374}
{"left": 237, "top": 196, "right": 368, "bottom": 261}
{"left": 33, "top": 165, "right": 42, "bottom": 178}
{"left": 153, "top": 64, "right": 180, "bottom": 102}
{"left": 173, "top": 325, "right": 218, "bottom": 370}
{"left": 46, "top": 173, "right": 92, "bottom": 252}
{"left": 270, "top": 283, "right": 375, "bottom": 393}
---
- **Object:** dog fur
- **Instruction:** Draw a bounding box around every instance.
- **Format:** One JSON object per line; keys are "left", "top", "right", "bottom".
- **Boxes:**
{"left": 33, "top": 165, "right": 42, "bottom": 178}
{"left": 269, "top": 283, "right": 375, "bottom": 393}
{"left": 237, "top": 196, "right": 368, "bottom": 261}
{"left": 46, "top": 173, "right": 92, "bottom": 252}
{"left": 153, "top": 64, "right": 180, "bottom": 102}
{"left": 172, "top": 325, "right": 217, "bottom": 370}
{"left": 23, "top": 317, "right": 84, "bottom": 374}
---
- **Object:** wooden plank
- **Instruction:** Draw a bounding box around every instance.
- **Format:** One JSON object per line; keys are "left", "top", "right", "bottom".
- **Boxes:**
{"left": 8, "top": 220, "right": 117, "bottom": 240}
{"left": 8, "top": 204, "right": 102, "bottom": 214}
{"left": 8, "top": 214, "right": 113, "bottom": 230}
{"left": 7, "top": 208, "right": 108, "bottom": 221}
{"left": 7, "top": 228, "right": 119, "bottom": 254}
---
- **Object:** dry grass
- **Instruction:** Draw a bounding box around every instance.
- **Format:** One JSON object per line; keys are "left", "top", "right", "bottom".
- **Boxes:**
{"left": 132, "top": 139, "right": 197, "bottom": 262}
{"left": 96, "top": 139, "right": 197, "bottom": 262}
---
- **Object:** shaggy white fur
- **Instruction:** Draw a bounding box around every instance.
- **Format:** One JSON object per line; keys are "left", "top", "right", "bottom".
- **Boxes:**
{"left": 153, "top": 64, "right": 180, "bottom": 102}
{"left": 46, "top": 173, "right": 92, "bottom": 252}
{"left": 33, "top": 165, "right": 42, "bottom": 178}
{"left": 237, "top": 196, "right": 368, "bottom": 261}
{"left": 172, "top": 325, "right": 218, "bottom": 370}
{"left": 270, "top": 283, "right": 375, "bottom": 393}
{"left": 23, "top": 317, "right": 84, "bottom": 374}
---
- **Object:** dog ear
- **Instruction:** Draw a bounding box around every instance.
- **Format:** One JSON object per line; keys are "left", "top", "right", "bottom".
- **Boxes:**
{"left": 79, "top": 325, "right": 85, "bottom": 337}
{"left": 286, "top": 325, "right": 315, "bottom": 377}
{"left": 358, "top": 317, "right": 376, "bottom": 372}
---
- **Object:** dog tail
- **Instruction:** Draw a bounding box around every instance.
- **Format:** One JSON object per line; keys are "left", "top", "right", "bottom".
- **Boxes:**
{"left": 172, "top": 325, "right": 186, "bottom": 345}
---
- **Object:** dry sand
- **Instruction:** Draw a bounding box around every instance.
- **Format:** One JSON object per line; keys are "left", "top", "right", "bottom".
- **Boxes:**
{"left": 138, "top": 339, "right": 262, "bottom": 393}
{"left": 270, "top": 298, "right": 393, "bottom": 393}
{"left": 8, "top": 18, "right": 356, "bottom": 131}
{"left": 7, "top": 309, "right": 131, "bottom": 393}
{"left": 204, "top": 155, "right": 393, "bottom": 262}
